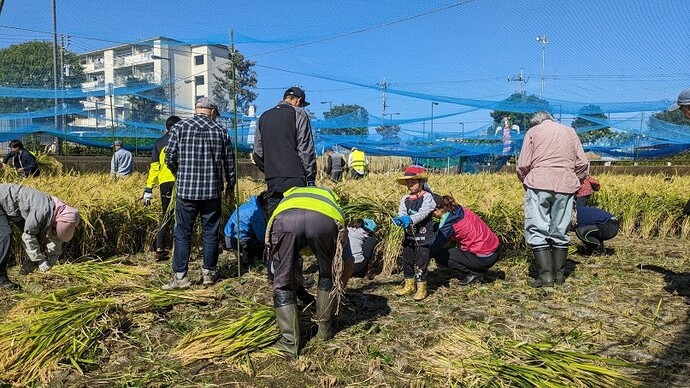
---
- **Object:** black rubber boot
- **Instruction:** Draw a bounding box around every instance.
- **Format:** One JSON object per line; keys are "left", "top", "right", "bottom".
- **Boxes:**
{"left": 272, "top": 290, "right": 300, "bottom": 358}
{"left": 552, "top": 245, "right": 568, "bottom": 285}
{"left": 315, "top": 277, "right": 337, "bottom": 340}
{"left": 529, "top": 246, "right": 554, "bottom": 288}
{"left": 0, "top": 258, "right": 20, "bottom": 290}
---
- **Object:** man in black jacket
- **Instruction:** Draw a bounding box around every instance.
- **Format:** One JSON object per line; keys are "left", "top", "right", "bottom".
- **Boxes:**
{"left": 252, "top": 87, "right": 317, "bottom": 216}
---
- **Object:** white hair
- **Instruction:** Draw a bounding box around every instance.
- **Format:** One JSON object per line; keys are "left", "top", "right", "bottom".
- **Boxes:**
{"left": 529, "top": 111, "right": 555, "bottom": 127}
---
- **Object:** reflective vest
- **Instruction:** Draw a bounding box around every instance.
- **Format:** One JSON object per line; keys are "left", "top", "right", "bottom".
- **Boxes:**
{"left": 349, "top": 150, "right": 367, "bottom": 173}
{"left": 146, "top": 144, "right": 175, "bottom": 188}
{"left": 269, "top": 187, "right": 345, "bottom": 227}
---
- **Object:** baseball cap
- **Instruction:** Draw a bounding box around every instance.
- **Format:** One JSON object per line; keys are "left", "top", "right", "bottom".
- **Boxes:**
{"left": 363, "top": 218, "right": 376, "bottom": 233}
{"left": 195, "top": 97, "right": 221, "bottom": 116}
{"left": 283, "top": 87, "right": 310, "bottom": 107}
{"left": 113, "top": 140, "right": 122, "bottom": 146}
{"left": 669, "top": 88, "right": 690, "bottom": 111}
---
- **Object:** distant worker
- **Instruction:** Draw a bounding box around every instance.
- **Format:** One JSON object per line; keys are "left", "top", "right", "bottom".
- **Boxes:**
{"left": 253, "top": 87, "right": 317, "bottom": 216}
{"left": 110, "top": 140, "right": 133, "bottom": 177}
{"left": 573, "top": 205, "right": 619, "bottom": 256}
{"left": 44, "top": 139, "right": 58, "bottom": 155}
{"left": 2, "top": 140, "right": 40, "bottom": 177}
{"left": 669, "top": 87, "right": 690, "bottom": 120}
{"left": 0, "top": 184, "right": 80, "bottom": 290}
{"left": 142, "top": 115, "right": 181, "bottom": 260}
{"left": 348, "top": 147, "right": 368, "bottom": 179}
{"left": 325, "top": 148, "right": 347, "bottom": 182}
{"left": 517, "top": 111, "right": 589, "bottom": 288}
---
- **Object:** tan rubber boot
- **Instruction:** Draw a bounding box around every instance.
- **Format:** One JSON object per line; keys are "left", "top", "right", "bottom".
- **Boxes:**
{"left": 413, "top": 281, "right": 428, "bottom": 301}
{"left": 394, "top": 278, "right": 416, "bottom": 296}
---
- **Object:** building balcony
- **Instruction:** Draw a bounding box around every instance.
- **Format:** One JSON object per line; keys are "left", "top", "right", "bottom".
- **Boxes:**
{"left": 113, "top": 52, "right": 154, "bottom": 68}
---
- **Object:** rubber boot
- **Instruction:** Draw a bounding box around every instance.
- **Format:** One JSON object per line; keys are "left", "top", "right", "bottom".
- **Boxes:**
{"left": 552, "top": 245, "right": 568, "bottom": 285}
{"left": 272, "top": 290, "right": 300, "bottom": 358}
{"left": 0, "top": 258, "right": 20, "bottom": 290}
{"left": 394, "top": 278, "right": 416, "bottom": 296}
{"left": 529, "top": 246, "right": 554, "bottom": 288}
{"left": 315, "top": 277, "right": 337, "bottom": 340}
{"left": 413, "top": 281, "right": 428, "bottom": 301}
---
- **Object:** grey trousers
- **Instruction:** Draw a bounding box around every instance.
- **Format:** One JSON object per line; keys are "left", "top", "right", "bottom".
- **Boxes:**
{"left": 524, "top": 188, "right": 574, "bottom": 247}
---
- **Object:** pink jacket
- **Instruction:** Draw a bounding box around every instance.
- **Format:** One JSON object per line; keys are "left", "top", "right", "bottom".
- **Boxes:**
{"left": 516, "top": 119, "right": 589, "bottom": 194}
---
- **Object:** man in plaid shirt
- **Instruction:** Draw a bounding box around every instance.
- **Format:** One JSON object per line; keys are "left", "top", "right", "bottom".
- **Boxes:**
{"left": 162, "top": 97, "right": 235, "bottom": 290}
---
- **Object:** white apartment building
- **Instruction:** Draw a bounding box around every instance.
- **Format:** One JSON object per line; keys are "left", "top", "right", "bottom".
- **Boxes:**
{"left": 74, "top": 37, "right": 230, "bottom": 128}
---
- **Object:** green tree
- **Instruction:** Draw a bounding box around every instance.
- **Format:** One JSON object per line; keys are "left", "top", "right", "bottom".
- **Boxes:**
{"left": 322, "top": 104, "right": 369, "bottom": 135}
{"left": 571, "top": 104, "right": 614, "bottom": 144}
{"left": 212, "top": 49, "right": 257, "bottom": 116}
{"left": 652, "top": 109, "right": 690, "bottom": 126}
{"left": 125, "top": 77, "right": 165, "bottom": 123}
{"left": 489, "top": 93, "right": 550, "bottom": 132}
{"left": 0, "top": 41, "right": 85, "bottom": 114}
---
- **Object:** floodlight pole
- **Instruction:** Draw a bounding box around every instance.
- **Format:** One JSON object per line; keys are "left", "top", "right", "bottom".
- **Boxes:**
{"left": 431, "top": 102, "right": 439, "bottom": 140}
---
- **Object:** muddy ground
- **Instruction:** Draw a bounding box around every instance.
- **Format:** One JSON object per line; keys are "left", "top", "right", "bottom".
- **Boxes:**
{"left": 1, "top": 235, "right": 689, "bottom": 387}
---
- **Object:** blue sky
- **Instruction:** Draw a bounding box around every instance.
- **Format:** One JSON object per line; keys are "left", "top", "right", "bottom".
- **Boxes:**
{"left": 1, "top": 0, "right": 689, "bottom": 134}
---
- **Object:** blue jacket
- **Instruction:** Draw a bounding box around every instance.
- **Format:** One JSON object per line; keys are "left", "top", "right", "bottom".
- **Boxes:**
{"left": 223, "top": 196, "right": 266, "bottom": 244}
{"left": 575, "top": 205, "right": 614, "bottom": 227}
{"left": 3, "top": 150, "right": 40, "bottom": 177}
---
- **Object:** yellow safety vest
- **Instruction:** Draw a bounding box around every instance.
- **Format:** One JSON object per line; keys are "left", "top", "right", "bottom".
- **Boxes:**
{"left": 146, "top": 145, "right": 175, "bottom": 188}
{"left": 269, "top": 187, "right": 345, "bottom": 227}
{"left": 349, "top": 150, "right": 367, "bottom": 173}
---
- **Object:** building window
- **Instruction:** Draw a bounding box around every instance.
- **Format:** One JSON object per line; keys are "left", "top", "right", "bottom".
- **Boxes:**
{"left": 194, "top": 55, "right": 204, "bottom": 65}
{"left": 195, "top": 75, "right": 205, "bottom": 86}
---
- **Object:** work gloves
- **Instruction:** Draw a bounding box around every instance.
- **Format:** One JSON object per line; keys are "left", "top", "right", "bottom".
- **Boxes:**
{"left": 142, "top": 188, "right": 153, "bottom": 206}
{"left": 393, "top": 215, "right": 412, "bottom": 228}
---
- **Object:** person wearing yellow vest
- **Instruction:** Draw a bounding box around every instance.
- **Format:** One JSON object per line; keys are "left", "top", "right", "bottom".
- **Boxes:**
{"left": 266, "top": 186, "right": 354, "bottom": 357}
{"left": 142, "top": 115, "right": 181, "bottom": 260}
{"left": 348, "top": 147, "right": 368, "bottom": 179}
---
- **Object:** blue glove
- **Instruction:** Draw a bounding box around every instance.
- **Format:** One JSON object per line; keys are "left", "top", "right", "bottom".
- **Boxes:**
{"left": 393, "top": 215, "right": 412, "bottom": 228}
{"left": 307, "top": 180, "right": 316, "bottom": 187}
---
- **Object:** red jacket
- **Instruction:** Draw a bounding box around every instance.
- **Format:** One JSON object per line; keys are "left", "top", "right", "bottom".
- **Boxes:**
{"left": 430, "top": 207, "right": 500, "bottom": 256}
{"left": 576, "top": 176, "right": 600, "bottom": 198}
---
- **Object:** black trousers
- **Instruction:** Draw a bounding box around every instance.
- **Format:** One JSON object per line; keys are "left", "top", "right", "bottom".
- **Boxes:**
{"left": 434, "top": 245, "right": 501, "bottom": 274}
{"left": 0, "top": 213, "right": 13, "bottom": 276}
{"left": 330, "top": 171, "right": 343, "bottom": 182}
{"left": 265, "top": 176, "right": 306, "bottom": 218}
{"left": 352, "top": 236, "right": 377, "bottom": 277}
{"left": 402, "top": 243, "right": 430, "bottom": 281}
{"left": 155, "top": 181, "right": 174, "bottom": 251}
{"left": 576, "top": 219, "right": 619, "bottom": 248}
{"left": 270, "top": 209, "right": 337, "bottom": 292}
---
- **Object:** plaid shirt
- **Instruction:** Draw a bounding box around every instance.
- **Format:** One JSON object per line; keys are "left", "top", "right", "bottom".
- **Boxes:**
{"left": 165, "top": 114, "right": 235, "bottom": 200}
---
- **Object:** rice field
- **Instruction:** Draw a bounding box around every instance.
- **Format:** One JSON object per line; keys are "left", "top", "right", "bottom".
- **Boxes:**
{"left": 1, "top": 166, "right": 689, "bottom": 386}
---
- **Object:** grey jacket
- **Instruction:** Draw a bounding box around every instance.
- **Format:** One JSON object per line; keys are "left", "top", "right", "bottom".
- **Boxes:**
{"left": 0, "top": 183, "right": 61, "bottom": 262}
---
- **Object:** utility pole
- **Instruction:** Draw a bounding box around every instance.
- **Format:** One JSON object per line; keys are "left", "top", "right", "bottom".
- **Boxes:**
{"left": 51, "top": 0, "right": 59, "bottom": 153}
{"left": 377, "top": 76, "right": 388, "bottom": 117}
{"left": 507, "top": 68, "right": 528, "bottom": 96}
{"left": 536, "top": 35, "right": 548, "bottom": 98}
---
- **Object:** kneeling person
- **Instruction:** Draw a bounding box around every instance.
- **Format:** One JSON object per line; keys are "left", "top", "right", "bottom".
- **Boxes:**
{"left": 267, "top": 186, "right": 353, "bottom": 357}
{"left": 574, "top": 205, "right": 619, "bottom": 254}
{"left": 224, "top": 192, "right": 268, "bottom": 264}
{"left": 429, "top": 194, "right": 501, "bottom": 285}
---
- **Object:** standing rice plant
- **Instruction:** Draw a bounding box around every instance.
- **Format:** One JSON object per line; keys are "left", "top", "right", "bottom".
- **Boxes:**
{"left": 425, "top": 327, "right": 638, "bottom": 387}
{"left": 172, "top": 301, "right": 280, "bottom": 372}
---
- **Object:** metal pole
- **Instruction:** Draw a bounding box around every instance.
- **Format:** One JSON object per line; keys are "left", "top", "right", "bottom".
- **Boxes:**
{"left": 51, "top": 0, "right": 59, "bottom": 144}
{"left": 541, "top": 44, "right": 545, "bottom": 97}
{"left": 168, "top": 58, "right": 173, "bottom": 116}
{"left": 230, "top": 30, "right": 243, "bottom": 283}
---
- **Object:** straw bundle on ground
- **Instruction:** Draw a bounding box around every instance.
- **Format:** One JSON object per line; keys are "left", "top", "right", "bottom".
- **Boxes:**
{"left": 0, "top": 286, "right": 216, "bottom": 386}
{"left": 172, "top": 301, "right": 280, "bottom": 370}
{"left": 425, "top": 326, "right": 638, "bottom": 387}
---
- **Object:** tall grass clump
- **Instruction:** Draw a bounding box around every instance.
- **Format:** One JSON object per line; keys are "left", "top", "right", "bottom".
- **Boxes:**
{"left": 425, "top": 326, "right": 638, "bottom": 387}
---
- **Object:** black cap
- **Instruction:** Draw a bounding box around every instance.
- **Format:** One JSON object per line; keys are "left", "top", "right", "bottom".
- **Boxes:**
{"left": 283, "top": 87, "right": 310, "bottom": 107}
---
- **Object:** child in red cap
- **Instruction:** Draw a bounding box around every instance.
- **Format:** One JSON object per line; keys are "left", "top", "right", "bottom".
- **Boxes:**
{"left": 392, "top": 165, "right": 436, "bottom": 301}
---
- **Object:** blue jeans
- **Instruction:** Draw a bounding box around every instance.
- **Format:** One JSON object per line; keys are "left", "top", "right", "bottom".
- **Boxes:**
{"left": 172, "top": 196, "right": 221, "bottom": 274}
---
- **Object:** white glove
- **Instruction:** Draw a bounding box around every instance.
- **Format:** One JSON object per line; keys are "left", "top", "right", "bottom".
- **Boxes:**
{"left": 142, "top": 189, "right": 153, "bottom": 206}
